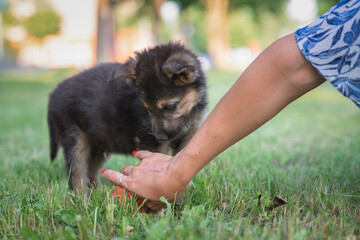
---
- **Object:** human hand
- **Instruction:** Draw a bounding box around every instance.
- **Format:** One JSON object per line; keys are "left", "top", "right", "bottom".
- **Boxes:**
{"left": 101, "top": 150, "right": 189, "bottom": 212}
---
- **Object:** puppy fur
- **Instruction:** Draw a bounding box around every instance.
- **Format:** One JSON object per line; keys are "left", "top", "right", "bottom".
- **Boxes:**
{"left": 47, "top": 42, "right": 207, "bottom": 193}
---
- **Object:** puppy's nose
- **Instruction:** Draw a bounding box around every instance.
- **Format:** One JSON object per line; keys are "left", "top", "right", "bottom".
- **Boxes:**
{"left": 156, "top": 132, "right": 169, "bottom": 142}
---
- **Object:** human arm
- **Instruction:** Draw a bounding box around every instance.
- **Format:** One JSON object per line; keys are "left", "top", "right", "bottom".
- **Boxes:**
{"left": 102, "top": 33, "right": 326, "bottom": 210}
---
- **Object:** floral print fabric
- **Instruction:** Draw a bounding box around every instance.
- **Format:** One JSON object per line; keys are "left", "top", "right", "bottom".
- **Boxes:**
{"left": 295, "top": 0, "right": 360, "bottom": 108}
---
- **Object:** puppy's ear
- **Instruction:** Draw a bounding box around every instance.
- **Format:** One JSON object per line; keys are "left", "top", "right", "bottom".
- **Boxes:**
{"left": 108, "top": 57, "right": 137, "bottom": 82}
{"left": 162, "top": 53, "right": 198, "bottom": 85}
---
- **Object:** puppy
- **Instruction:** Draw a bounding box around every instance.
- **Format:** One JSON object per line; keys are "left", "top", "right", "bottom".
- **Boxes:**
{"left": 47, "top": 42, "right": 207, "bottom": 193}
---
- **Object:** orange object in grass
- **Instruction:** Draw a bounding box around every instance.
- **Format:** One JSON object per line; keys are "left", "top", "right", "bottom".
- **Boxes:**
{"left": 112, "top": 186, "right": 144, "bottom": 210}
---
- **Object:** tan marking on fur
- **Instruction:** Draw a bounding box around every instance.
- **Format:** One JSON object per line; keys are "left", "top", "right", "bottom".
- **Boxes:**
{"left": 163, "top": 52, "right": 199, "bottom": 84}
{"left": 166, "top": 52, "right": 196, "bottom": 69}
{"left": 71, "top": 131, "right": 90, "bottom": 194}
{"left": 156, "top": 99, "right": 165, "bottom": 109}
{"left": 178, "top": 71, "right": 194, "bottom": 85}
{"left": 157, "top": 142, "right": 170, "bottom": 154}
{"left": 88, "top": 153, "right": 106, "bottom": 188}
{"left": 142, "top": 101, "right": 150, "bottom": 109}
{"left": 156, "top": 98, "right": 179, "bottom": 110}
{"left": 174, "top": 89, "right": 199, "bottom": 118}
{"left": 162, "top": 119, "right": 172, "bottom": 129}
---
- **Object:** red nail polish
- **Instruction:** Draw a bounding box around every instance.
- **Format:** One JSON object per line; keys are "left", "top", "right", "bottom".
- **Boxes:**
{"left": 101, "top": 169, "right": 106, "bottom": 174}
{"left": 122, "top": 167, "right": 126, "bottom": 173}
{"left": 138, "top": 198, "right": 144, "bottom": 210}
{"left": 132, "top": 150, "right": 138, "bottom": 155}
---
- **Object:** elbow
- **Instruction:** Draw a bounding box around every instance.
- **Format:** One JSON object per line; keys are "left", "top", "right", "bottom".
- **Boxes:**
{"left": 271, "top": 33, "right": 326, "bottom": 93}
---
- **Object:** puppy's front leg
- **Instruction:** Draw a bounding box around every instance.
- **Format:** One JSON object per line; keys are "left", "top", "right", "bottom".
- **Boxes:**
{"left": 88, "top": 151, "right": 108, "bottom": 188}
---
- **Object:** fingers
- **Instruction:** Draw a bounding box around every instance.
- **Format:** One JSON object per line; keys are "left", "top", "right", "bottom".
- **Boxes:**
{"left": 123, "top": 166, "right": 135, "bottom": 175}
{"left": 133, "top": 150, "right": 153, "bottom": 160}
{"left": 101, "top": 167, "right": 177, "bottom": 212}
{"left": 101, "top": 169, "right": 129, "bottom": 188}
{"left": 135, "top": 150, "right": 172, "bottom": 163}
{"left": 143, "top": 199, "right": 166, "bottom": 212}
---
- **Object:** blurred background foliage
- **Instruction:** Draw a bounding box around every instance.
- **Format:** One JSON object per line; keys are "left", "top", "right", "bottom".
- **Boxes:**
{"left": 0, "top": 0, "right": 340, "bottom": 69}
{"left": 317, "top": 0, "right": 339, "bottom": 14}
{"left": 2, "top": 0, "right": 60, "bottom": 37}
{"left": 110, "top": 0, "right": 339, "bottom": 68}
{"left": 1, "top": 0, "right": 60, "bottom": 59}
{"left": 112, "top": 0, "right": 338, "bottom": 50}
{"left": 23, "top": 9, "right": 60, "bottom": 39}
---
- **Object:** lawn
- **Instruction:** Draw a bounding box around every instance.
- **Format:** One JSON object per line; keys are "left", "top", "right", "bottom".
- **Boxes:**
{"left": 0, "top": 68, "right": 359, "bottom": 239}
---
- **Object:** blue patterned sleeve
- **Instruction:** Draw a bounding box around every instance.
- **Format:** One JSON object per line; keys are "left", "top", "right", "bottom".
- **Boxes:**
{"left": 295, "top": 0, "right": 360, "bottom": 108}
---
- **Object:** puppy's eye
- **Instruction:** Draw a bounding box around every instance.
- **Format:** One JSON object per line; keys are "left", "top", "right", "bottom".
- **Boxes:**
{"left": 163, "top": 102, "right": 178, "bottom": 111}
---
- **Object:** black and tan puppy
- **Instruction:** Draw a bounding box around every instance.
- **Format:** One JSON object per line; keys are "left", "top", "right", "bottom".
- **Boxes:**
{"left": 47, "top": 42, "right": 207, "bottom": 193}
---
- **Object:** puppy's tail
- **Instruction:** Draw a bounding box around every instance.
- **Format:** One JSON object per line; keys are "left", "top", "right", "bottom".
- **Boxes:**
{"left": 47, "top": 113, "right": 59, "bottom": 161}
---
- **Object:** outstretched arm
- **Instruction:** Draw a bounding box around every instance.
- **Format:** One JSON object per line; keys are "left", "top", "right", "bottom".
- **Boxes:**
{"left": 102, "top": 33, "right": 326, "bottom": 210}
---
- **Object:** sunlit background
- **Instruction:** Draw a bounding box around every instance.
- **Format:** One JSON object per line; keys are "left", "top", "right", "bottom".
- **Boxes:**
{"left": 0, "top": 0, "right": 337, "bottom": 71}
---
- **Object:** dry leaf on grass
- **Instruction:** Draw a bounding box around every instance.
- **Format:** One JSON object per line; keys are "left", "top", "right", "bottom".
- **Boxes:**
{"left": 257, "top": 194, "right": 287, "bottom": 210}
{"left": 267, "top": 196, "right": 287, "bottom": 210}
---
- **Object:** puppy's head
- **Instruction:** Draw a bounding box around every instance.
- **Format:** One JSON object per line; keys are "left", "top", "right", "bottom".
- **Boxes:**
{"left": 109, "top": 42, "right": 206, "bottom": 142}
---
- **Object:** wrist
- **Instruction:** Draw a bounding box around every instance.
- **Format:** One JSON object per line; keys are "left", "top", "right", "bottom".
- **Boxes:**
{"left": 170, "top": 150, "right": 201, "bottom": 187}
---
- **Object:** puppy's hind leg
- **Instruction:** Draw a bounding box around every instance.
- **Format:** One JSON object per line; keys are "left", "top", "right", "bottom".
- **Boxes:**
{"left": 88, "top": 150, "right": 107, "bottom": 188}
{"left": 63, "top": 130, "right": 91, "bottom": 195}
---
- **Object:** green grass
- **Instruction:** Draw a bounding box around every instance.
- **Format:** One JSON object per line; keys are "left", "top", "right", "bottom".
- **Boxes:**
{"left": 0, "top": 69, "right": 359, "bottom": 239}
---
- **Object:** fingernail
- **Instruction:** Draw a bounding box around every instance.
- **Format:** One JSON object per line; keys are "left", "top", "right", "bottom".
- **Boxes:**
{"left": 132, "top": 150, "right": 138, "bottom": 155}
{"left": 122, "top": 167, "right": 126, "bottom": 173}
{"left": 101, "top": 169, "right": 106, "bottom": 174}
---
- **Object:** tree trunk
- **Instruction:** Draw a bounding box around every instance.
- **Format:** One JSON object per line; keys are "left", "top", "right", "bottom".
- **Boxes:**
{"left": 205, "top": 0, "right": 230, "bottom": 68}
{"left": 0, "top": 12, "right": 3, "bottom": 59}
{"left": 96, "top": 0, "right": 115, "bottom": 63}
{"left": 152, "top": 0, "right": 164, "bottom": 43}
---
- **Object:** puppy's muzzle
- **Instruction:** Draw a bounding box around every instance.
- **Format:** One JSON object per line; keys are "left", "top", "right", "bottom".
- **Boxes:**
{"left": 155, "top": 132, "right": 169, "bottom": 142}
{"left": 152, "top": 126, "right": 177, "bottom": 142}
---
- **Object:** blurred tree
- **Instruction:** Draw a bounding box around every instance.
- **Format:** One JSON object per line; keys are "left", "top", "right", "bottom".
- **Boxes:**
{"left": 179, "top": 5, "right": 207, "bottom": 52}
{"left": 97, "top": 0, "right": 119, "bottom": 63}
{"left": 0, "top": 0, "right": 8, "bottom": 59}
{"left": 204, "top": 0, "right": 229, "bottom": 68}
{"left": 2, "top": 11, "right": 18, "bottom": 26}
{"left": 3, "top": 0, "right": 60, "bottom": 40}
{"left": 174, "top": 0, "right": 289, "bottom": 68}
{"left": 112, "top": 0, "right": 334, "bottom": 68}
{"left": 229, "top": 0, "right": 288, "bottom": 18}
{"left": 114, "top": 0, "right": 142, "bottom": 29}
{"left": 316, "top": 0, "right": 339, "bottom": 15}
{"left": 1, "top": 0, "right": 60, "bottom": 59}
{"left": 229, "top": 7, "right": 259, "bottom": 47}
{"left": 1, "top": 10, "right": 19, "bottom": 59}
{"left": 23, "top": 9, "right": 60, "bottom": 39}
{"left": 114, "top": 0, "right": 165, "bottom": 44}
{"left": 152, "top": 0, "right": 165, "bottom": 42}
